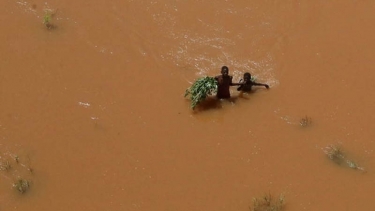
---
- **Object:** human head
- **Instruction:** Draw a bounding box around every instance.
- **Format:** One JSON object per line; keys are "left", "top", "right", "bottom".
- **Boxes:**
{"left": 221, "top": 66, "right": 229, "bottom": 76}
{"left": 243, "top": 72, "right": 251, "bottom": 81}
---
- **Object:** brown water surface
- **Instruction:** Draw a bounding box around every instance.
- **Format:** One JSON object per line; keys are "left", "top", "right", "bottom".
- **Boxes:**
{"left": 1, "top": 0, "right": 375, "bottom": 210}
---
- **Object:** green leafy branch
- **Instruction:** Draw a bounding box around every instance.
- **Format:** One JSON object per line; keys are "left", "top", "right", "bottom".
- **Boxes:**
{"left": 185, "top": 76, "right": 218, "bottom": 109}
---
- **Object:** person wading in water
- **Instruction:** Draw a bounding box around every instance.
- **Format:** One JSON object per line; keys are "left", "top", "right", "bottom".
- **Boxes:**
{"left": 214, "top": 66, "right": 241, "bottom": 99}
{"left": 237, "top": 72, "right": 269, "bottom": 92}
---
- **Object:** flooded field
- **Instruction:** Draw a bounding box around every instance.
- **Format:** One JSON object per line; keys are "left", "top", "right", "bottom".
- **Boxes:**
{"left": 1, "top": 0, "right": 375, "bottom": 210}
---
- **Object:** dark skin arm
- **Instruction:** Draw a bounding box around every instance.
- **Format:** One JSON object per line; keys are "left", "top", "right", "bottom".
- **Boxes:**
{"left": 237, "top": 81, "right": 269, "bottom": 91}
{"left": 216, "top": 75, "right": 242, "bottom": 86}
{"left": 230, "top": 78, "right": 242, "bottom": 86}
{"left": 229, "top": 76, "right": 241, "bottom": 86}
{"left": 252, "top": 82, "right": 269, "bottom": 89}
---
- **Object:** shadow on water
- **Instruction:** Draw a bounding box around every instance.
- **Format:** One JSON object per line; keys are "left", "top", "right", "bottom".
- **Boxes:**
{"left": 234, "top": 88, "right": 268, "bottom": 101}
{"left": 191, "top": 96, "right": 222, "bottom": 112}
{"left": 192, "top": 94, "right": 249, "bottom": 112}
{"left": 237, "top": 91, "right": 252, "bottom": 100}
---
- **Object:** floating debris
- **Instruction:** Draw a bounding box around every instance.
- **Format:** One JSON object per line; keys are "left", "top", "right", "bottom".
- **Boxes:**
{"left": 78, "top": 102, "right": 91, "bottom": 108}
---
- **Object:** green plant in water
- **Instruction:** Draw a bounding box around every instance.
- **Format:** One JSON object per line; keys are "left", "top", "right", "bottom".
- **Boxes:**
{"left": 43, "top": 9, "right": 56, "bottom": 29}
{"left": 250, "top": 192, "right": 285, "bottom": 211}
{"left": 43, "top": 11, "right": 51, "bottom": 27}
{"left": 13, "top": 179, "right": 30, "bottom": 194}
{"left": 184, "top": 76, "right": 218, "bottom": 109}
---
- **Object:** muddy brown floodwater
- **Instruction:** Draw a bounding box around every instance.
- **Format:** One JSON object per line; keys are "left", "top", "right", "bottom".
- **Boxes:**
{"left": 1, "top": 0, "right": 375, "bottom": 210}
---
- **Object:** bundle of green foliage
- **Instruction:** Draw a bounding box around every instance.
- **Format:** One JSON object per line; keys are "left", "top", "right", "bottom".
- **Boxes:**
{"left": 185, "top": 76, "right": 218, "bottom": 109}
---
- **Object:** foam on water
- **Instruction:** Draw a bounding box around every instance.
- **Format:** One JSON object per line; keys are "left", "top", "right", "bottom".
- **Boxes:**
{"left": 149, "top": 2, "right": 280, "bottom": 87}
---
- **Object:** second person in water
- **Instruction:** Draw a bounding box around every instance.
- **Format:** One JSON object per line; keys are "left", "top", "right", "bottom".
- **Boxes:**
{"left": 237, "top": 72, "right": 269, "bottom": 92}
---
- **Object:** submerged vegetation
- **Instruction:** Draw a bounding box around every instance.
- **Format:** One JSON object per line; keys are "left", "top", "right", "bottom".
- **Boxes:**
{"left": 43, "top": 9, "right": 57, "bottom": 29}
{"left": 250, "top": 193, "right": 285, "bottom": 211}
{"left": 323, "top": 144, "right": 365, "bottom": 171}
{"left": 324, "top": 144, "right": 345, "bottom": 165}
{"left": 185, "top": 76, "right": 218, "bottom": 109}
{"left": 13, "top": 179, "right": 30, "bottom": 194}
{"left": 14, "top": 155, "right": 19, "bottom": 163}
{"left": 299, "top": 116, "right": 312, "bottom": 127}
{"left": 0, "top": 160, "right": 11, "bottom": 171}
{"left": 1, "top": 152, "right": 34, "bottom": 194}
